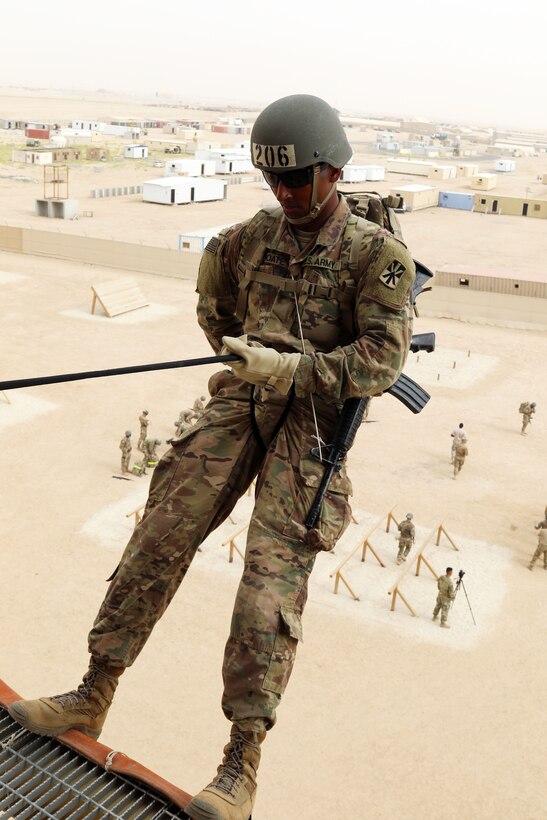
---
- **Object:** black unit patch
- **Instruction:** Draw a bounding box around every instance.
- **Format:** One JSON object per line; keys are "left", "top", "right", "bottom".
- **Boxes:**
{"left": 380, "top": 260, "right": 406, "bottom": 289}
{"left": 205, "top": 236, "right": 220, "bottom": 255}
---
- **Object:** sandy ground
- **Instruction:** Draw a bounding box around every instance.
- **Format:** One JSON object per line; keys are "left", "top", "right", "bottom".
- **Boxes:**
{"left": 1, "top": 89, "right": 546, "bottom": 819}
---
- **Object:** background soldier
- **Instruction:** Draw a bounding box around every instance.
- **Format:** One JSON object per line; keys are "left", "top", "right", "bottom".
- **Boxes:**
{"left": 529, "top": 517, "right": 547, "bottom": 570}
{"left": 142, "top": 438, "right": 161, "bottom": 471}
{"left": 191, "top": 395, "right": 207, "bottom": 421}
{"left": 119, "top": 430, "right": 132, "bottom": 474}
{"left": 453, "top": 436, "right": 468, "bottom": 478}
{"left": 8, "top": 94, "right": 416, "bottom": 820}
{"left": 520, "top": 401, "right": 536, "bottom": 435}
{"left": 450, "top": 422, "right": 466, "bottom": 464}
{"left": 175, "top": 409, "right": 194, "bottom": 438}
{"left": 396, "top": 512, "right": 415, "bottom": 565}
{"left": 433, "top": 567, "right": 456, "bottom": 628}
{"left": 137, "top": 409, "right": 149, "bottom": 451}
{"left": 528, "top": 527, "right": 547, "bottom": 571}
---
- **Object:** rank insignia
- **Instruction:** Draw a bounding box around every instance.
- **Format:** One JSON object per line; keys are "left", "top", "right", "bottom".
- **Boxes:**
{"left": 380, "top": 260, "right": 406, "bottom": 289}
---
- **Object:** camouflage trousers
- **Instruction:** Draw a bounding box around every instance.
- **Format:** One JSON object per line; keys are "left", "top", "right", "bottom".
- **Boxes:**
{"left": 120, "top": 454, "right": 131, "bottom": 473}
{"left": 433, "top": 596, "right": 451, "bottom": 624}
{"left": 396, "top": 539, "right": 413, "bottom": 562}
{"left": 529, "top": 544, "right": 547, "bottom": 569}
{"left": 521, "top": 416, "right": 531, "bottom": 433}
{"left": 88, "top": 371, "right": 352, "bottom": 732}
{"left": 453, "top": 457, "right": 465, "bottom": 476}
{"left": 137, "top": 430, "right": 146, "bottom": 451}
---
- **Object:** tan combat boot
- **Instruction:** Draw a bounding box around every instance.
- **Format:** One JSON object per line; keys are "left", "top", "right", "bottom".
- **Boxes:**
{"left": 185, "top": 726, "right": 266, "bottom": 820}
{"left": 8, "top": 659, "right": 123, "bottom": 740}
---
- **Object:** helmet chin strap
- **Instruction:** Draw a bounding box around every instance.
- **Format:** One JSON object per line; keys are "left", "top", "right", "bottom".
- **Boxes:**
{"left": 284, "top": 165, "right": 338, "bottom": 226}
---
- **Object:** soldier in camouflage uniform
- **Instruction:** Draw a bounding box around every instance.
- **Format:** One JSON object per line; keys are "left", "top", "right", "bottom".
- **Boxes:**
{"left": 453, "top": 436, "right": 468, "bottom": 478}
{"left": 137, "top": 410, "right": 149, "bottom": 451}
{"left": 191, "top": 395, "right": 207, "bottom": 421}
{"left": 520, "top": 401, "right": 536, "bottom": 435}
{"left": 9, "top": 95, "right": 415, "bottom": 820}
{"left": 433, "top": 567, "right": 456, "bottom": 628}
{"left": 141, "top": 438, "right": 161, "bottom": 473}
{"left": 119, "top": 430, "right": 132, "bottom": 474}
{"left": 396, "top": 512, "right": 415, "bottom": 564}
{"left": 529, "top": 516, "right": 547, "bottom": 570}
{"left": 170, "top": 410, "right": 194, "bottom": 441}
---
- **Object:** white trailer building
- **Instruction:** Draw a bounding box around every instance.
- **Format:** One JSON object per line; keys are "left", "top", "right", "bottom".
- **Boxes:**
{"left": 143, "top": 176, "right": 226, "bottom": 205}
{"left": 178, "top": 224, "right": 232, "bottom": 252}
{"left": 340, "top": 165, "right": 385, "bottom": 183}
{"left": 494, "top": 159, "right": 516, "bottom": 172}
{"left": 165, "top": 159, "right": 215, "bottom": 177}
{"left": 125, "top": 144, "right": 148, "bottom": 159}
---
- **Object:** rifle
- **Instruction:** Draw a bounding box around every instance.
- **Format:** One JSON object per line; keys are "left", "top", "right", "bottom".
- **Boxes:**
{"left": 304, "top": 261, "right": 434, "bottom": 531}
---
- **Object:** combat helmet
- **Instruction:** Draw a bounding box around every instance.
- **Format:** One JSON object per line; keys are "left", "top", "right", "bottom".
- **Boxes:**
{"left": 251, "top": 94, "right": 352, "bottom": 225}
{"left": 406, "top": 512, "right": 413, "bottom": 519}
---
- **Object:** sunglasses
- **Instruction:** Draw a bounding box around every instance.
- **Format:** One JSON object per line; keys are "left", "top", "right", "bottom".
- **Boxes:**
{"left": 263, "top": 163, "right": 327, "bottom": 190}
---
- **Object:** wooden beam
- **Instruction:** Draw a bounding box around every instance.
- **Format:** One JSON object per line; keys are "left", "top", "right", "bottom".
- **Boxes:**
{"left": 361, "top": 539, "right": 386, "bottom": 567}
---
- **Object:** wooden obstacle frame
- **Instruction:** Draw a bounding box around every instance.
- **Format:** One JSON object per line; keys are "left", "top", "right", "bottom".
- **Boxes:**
{"left": 0, "top": 390, "right": 11, "bottom": 405}
{"left": 388, "top": 522, "right": 460, "bottom": 616}
{"left": 329, "top": 506, "right": 398, "bottom": 601}
{"left": 221, "top": 522, "right": 248, "bottom": 562}
{"left": 91, "top": 276, "right": 149, "bottom": 318}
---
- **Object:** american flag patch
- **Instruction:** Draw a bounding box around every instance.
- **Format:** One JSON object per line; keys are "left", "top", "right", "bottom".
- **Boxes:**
{"left": 205, "top": 237, "right": 220, "bottom": 255}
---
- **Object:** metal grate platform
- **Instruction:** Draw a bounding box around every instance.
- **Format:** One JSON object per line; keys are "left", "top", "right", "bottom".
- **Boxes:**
{"left": 0, "top": 708, "right": 190, "bottom": 819}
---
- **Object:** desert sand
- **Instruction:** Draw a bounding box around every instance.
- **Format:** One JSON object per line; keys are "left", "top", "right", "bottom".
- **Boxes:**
{"left": 1, "top": 89, "right": 546, "bottom": 819}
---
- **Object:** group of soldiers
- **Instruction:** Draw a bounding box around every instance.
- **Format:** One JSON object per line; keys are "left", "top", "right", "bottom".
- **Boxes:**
{"left": 395, "top": 514, "right": 458, "bottom": 628}
{"left": 118, "top": 396, "right": 208, "bottom": 476}
{"left": 118, "top": 411, "right": 161, "bottom": 477}
{"left": 448, "top": 402, "right": 538, "bottom": 481}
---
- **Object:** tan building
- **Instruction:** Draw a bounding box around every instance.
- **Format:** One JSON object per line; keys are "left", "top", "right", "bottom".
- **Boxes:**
{"left": 386, "top": 158, "right": 434, "bottom": 176}
{"left": 456, "top": 163, "right": 479, "bottom": 177}
{"left": 471, "top": 173, "right": 497, "bottom": 190}
{"left": 427, "top": 264, "right": 547, "bottom": 328}
{"left": 389, "top": 184, "right": 439, "bottom": 211}
{"left": 428, "top": 165, "right": 456, "bottom": 180}
{"left": 473, "top": 194, "right": 547, "bottom": 219}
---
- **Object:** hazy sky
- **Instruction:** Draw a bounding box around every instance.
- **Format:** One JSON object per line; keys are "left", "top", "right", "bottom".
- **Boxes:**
{"left": 3, "top": 0, "right": 546, "bottom": 130}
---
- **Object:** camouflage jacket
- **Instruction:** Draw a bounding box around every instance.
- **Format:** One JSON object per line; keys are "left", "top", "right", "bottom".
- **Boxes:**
{"left": 119, "top": 437, "right": 131, "bottom": 454}
{"left": 398, "top": 520, "right": 415, "bottom": 542}
{"left": 437, "top": 574, "right": 455, "bottom": 601}
{"left": 196, "top": 196, "right": 415, "bottom": 403}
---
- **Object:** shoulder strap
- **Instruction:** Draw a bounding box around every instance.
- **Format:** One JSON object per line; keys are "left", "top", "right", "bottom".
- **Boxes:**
{"left": 235, "top": 207, "right": 281, "bottom": 320}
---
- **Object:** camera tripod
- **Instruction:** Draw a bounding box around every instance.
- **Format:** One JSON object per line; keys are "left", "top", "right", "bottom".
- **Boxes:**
{"left": 453, "top": 571, "right": 476, "bottom": 625}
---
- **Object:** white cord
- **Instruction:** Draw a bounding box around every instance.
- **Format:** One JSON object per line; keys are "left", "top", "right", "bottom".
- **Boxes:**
{"left": 293, "top": 292, "right": 323, "bottom": 463}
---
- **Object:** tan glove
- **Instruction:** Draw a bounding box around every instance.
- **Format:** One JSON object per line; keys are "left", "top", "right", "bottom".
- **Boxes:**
{"left": 222, "top": 336, "right": 301, "bottom": 395}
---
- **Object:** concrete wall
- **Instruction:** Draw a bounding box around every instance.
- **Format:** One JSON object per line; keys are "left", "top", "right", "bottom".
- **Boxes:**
{"left": 0, "top": 224, "right": 198, "bottom": 280}
{"left": 421, "top": 286, "right": 547, "bottom": 330}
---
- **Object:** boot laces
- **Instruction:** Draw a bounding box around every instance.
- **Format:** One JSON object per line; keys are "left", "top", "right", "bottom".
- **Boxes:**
{"left": 50, "top": 666, "right": 99, "bottom": 708}
{"left": 215, "top": 734, "right": 246, "bottom": 794}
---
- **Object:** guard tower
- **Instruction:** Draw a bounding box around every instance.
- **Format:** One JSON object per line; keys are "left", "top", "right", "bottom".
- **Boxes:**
{"left": 35, "top": 164, "right": 79, "bottom": 219}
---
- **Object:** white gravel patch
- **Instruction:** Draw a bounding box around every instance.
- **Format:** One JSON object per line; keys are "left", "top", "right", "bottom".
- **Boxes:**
{"left": 80, "top": 489, "right": 508, "bottom": 651}
{"left": 0, "top": 270, "right": 26, "bottom": 284}
{"left": 0, "top": 392, "right": 56, "bottom": 430}
{"left": 404, "top": 345, "right": 498, "bottom": 389}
